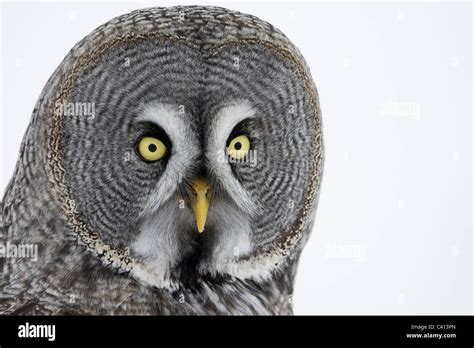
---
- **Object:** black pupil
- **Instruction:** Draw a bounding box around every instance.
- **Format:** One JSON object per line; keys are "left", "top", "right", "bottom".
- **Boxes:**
{"left": 148, "top": 144, "right": 157, "bottom": 152}
{"left": 234, "top": 142, "right": 242, "bottom": 150}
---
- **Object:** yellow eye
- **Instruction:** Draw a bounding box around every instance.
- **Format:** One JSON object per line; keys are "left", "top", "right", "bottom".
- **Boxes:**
{"left": 227, "top": 135, "right": 251, "bottom": 160}
{"left": 137, "top": 137, "right": 167, "bottom": 162}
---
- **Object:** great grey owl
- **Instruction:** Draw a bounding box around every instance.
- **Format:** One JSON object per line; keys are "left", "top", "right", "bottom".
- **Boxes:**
{"left": 0, "top": 6, "right": 323, "bottom": 315}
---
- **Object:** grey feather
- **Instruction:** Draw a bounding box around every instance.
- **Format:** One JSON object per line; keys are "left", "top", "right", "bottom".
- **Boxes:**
{"left": 0, "top": 5, "right": 323, "bottom": 315}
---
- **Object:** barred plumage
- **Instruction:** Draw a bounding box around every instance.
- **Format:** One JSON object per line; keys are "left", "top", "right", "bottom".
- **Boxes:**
{"left": 0, "top": 5, "right": 323, "bottom": 315}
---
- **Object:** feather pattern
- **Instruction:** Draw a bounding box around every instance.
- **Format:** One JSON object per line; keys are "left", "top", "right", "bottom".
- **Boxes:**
{"left": 0, "top": 6, "right": 323, "bottom": 315}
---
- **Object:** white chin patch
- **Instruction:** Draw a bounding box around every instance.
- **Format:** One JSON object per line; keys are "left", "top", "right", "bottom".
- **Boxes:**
{"left": 197, "top": 196, "right": 253, "bottom": 276}
{"left": 129, "top": 194, "right": 285, "bottom": 288}
{"left": 130, "top": 198, "right": 187, "bottom": 286}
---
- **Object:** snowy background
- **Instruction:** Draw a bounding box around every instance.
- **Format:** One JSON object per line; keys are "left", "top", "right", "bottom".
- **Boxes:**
{"left": 1, "top": 0, "right": 472, "bottom": 314}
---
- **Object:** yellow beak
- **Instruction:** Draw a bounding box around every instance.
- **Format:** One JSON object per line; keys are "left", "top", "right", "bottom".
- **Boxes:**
{"left": 191, "top": 179, "right": 210, "bottom": 233}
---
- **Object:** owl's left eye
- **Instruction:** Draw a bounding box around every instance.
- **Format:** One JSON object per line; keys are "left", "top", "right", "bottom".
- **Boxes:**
{"left": 227, "top": 134, "right": 251, "bottom": 160}
{"left": 137, "top": 137, "right": 167, "bottom": 162}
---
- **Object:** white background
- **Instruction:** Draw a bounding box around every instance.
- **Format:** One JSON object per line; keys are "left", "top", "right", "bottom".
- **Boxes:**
{"left": 1, "top": 1, "right": 472, "bottom": 314}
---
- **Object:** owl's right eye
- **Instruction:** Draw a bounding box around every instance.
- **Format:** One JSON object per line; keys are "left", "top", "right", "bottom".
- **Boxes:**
{"left": 137, "top": 137, "right": 167, "bottom": 162}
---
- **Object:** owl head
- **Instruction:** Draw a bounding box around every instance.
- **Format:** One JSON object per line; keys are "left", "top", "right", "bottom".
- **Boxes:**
{"left": 39, "top": 6, "right": 323, "bottom": 290}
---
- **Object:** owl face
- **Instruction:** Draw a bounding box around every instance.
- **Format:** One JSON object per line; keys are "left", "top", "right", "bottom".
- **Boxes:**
{"left": 57, "top": 33, "right": 319, "bottom": 286}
